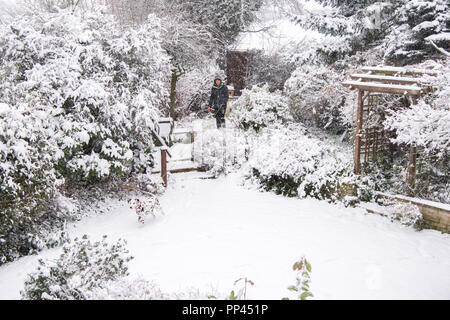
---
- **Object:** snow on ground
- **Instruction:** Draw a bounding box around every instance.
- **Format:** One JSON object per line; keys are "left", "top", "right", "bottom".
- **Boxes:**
{"left": 1, "top": 171, "right": 449, "bottom": 300}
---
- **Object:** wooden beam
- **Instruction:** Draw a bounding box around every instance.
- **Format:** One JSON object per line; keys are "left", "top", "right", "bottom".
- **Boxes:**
{"left": 354, "top": 89, "right": 364, "bottom": 174}
{"left": 361, "top": 66, "right": 438, "bottom": 76}
{"left": 350, "top": 73, "right": 425, "bottom": 85}
{"left": 342, "top": 81, "right": 422, "bottom": 95}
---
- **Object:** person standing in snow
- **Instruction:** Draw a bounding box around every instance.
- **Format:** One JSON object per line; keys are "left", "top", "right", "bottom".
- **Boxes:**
{"left": 208, "top": 78, "right": 229, "bottom": 128}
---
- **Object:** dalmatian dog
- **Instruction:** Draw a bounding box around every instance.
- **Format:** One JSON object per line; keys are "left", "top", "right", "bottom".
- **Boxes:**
{"left": 128, "top": 195, "right": 163, "bottom": 224}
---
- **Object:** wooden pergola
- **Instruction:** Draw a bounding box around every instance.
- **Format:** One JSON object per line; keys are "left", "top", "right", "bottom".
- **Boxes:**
{"left": 342, "top": 66, "right": 437, "bottom": 195}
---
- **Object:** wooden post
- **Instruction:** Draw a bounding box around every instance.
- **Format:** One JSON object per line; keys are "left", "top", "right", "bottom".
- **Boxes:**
{"left": 407, "top": 145, "right": 416, "bottom": 196}
{"left": 407, "top": 96, "right": 418, "bottom": 196}
{"left": 190, "top": 131, "right": 195, "bottom": 161}
{"left": 354, "top": 89, "right": 364, "bottom": 174}
{"left": 161, "top": 148, "right": 168, "bottom": 187}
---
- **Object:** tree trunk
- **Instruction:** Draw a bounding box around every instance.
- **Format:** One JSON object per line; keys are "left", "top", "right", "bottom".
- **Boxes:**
{"left": 169, "top": 70, "right": 178, "bottom": 120}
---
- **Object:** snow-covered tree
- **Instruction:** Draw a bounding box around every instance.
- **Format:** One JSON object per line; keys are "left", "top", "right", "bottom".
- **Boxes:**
{"left": 182, "top": 0, "right": 264, "bottom": 46}
{"left": 290, "top": 0, "right": 449, "bottom": 66}
{"left": 382, "top": 59, "right": 449, "bottom": 203}
{"left": 284, "top": 64, "right": 350, "bottom": 134}
{"left": 244, "top": 50, "right": 295, "bottom": 92}
{"left": 174, "top": 65, "right": 224, "bottom": 119}
{"left": 0, "top": 4, "right": 170, "bottom": 264}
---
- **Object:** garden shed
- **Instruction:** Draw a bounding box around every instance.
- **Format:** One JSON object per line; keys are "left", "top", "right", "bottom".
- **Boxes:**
{"left": 342, "top": 66, "right": 438, "bottom": 195}
{"left": 226, "top": 50, "right": 251, "bottom": 96}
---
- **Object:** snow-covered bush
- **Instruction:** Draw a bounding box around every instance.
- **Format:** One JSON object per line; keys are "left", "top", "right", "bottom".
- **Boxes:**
{"left": 387, "top": 202, "right": 424, "bottom": 229}
{"left": 0, "top": 6, "right": 170, "bottom": 184}
{"left": 193, "top": 126, "right": 249, "bottom": 176}
{"left": 87, "top": 277, "right": 220, "bottom": 300}
{"left": 284, "top": 65, "right": 349, "bottom": 134}
{"left": 0, "top": 100, "right": 64, "bottom": 263}
{"left": 248, "top": 125, "right": 355, "bottom": 200}
{"left": 22, "top": 235, "right": 133, "bottom": 300}
{"left": 375, "top": 200, "right": 424, "bottom": 230}
{"left": 0, "top": 5, "right": 170, "bottom": 263}
{"left": 230, "top": 85, "right": 292, "bottom": 132}
{"left": 84, "top": 277, "right": 168, "bottom": 300}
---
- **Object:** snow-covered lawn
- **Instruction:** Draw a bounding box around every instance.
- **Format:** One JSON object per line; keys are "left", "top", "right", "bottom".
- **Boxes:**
{"left": 1, "top": 171, "right": 449, "bottom": 300}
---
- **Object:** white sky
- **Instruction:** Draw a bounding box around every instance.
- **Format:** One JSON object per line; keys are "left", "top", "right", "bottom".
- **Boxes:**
{"left": 232, "top": 0, "right": 325, "bottom": 54}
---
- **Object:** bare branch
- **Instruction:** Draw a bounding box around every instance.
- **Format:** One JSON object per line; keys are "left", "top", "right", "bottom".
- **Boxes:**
{"left": 429, "top": 39, "right": 450, "bottom": 57}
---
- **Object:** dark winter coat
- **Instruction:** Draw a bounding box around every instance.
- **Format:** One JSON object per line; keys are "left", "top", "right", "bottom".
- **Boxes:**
{"left": 209, "top": 80, "right": 229, "bottom": 116}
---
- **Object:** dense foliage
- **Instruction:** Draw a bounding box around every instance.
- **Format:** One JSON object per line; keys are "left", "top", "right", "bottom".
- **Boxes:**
{"left": 0, "top": 6, "right": 170, "bottom": 264}
{"left": 230, "top": 85, "right": 292, "bottom": 132}
{"left": 22, "top": 235, "right": 133, "bottom": 300}
{"left": 290, "top": 0, "right": 449, "bottom": 65}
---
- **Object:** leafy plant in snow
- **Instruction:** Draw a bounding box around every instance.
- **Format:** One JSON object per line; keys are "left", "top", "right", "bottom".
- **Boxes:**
{"left": 21, "top": 235, "right": 133, "bottom": 300}
{"left": 385, "top": 202, "right": 424, "bottom": 230}
{"left": 228, "top": 277, "right": 255, "bottom": 300}
{"left": 285, "top": 256, "right": 313, "bottom": 300}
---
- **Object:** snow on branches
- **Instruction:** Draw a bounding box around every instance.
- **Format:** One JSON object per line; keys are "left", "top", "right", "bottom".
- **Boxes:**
{"left": 0, "top": 6, "right": 170, "bottom": 189}
{"left": 0, "top": 5, "right": 170, "bottom": 264}
{"left": 248, "top": 124, "right": 355, "bottom": 200}
{"left": 21, "top": 235, "right": 133, "bottom": 300}
{"left": 284, "top": 65, "right": 350, "bottom": 134}
{"left": 230, "top": 84, "right": 292, "bottom": 132}
{"left": 383, "top": 60, "right": 450, "bottom": 159}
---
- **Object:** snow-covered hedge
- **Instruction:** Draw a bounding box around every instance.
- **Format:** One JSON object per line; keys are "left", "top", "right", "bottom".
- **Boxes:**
{"left": 22, "top": 235, "right": 133, "bottom": 300}
{"left": 230, "top": 85, "right": 292, "bottom": 132}
{"left": 0, "top": 6, "right": 170, "bottom": 264}
{"left": 248, "top": 125, "right": 356, "bottom": 200}
{"left": 0, "top": 7, "right": 169, "bottom": 185}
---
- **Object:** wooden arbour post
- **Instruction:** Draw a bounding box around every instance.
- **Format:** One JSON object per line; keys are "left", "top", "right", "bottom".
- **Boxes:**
{"left": 343, "top": 66, "right": 437, "bottom": 180}
{"left": 354, "top": 89, "right": 364, "bottom": 174}
{"left": 407, "top": 96, "right": 418, "bottom": 196}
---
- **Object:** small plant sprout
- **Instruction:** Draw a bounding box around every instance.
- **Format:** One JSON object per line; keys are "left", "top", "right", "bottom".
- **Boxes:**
{"left": 286, "top": 256, "right": 313, "bottom": 300}
{"left": 230, "top": 277, "right": 255, "bottom": 300}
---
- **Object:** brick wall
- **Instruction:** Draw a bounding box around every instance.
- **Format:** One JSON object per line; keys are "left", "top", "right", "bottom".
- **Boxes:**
{"left": 378, "top": 194, "right": 450, "bottom": 233}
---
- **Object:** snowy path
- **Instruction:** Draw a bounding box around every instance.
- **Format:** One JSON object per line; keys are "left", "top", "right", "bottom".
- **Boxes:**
{"left": 1, "top": 171, "right": 449, "bottom": 299}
